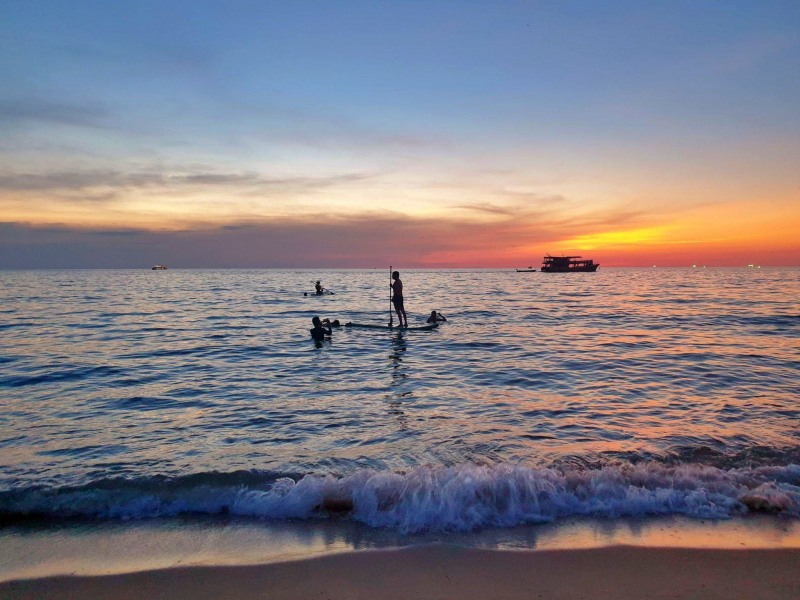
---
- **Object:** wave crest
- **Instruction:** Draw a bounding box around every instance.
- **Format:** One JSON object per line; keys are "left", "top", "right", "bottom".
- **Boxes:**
{"left": 2, "top": 462, "right": 799, "bottom": 532}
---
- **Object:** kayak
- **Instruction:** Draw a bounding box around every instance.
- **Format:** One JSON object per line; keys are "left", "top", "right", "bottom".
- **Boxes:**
{"left": 304, "top": 290, "right": 334, "bottom": 296}
{"left": 344, "top": 322, "right": 439, "bottom": 331}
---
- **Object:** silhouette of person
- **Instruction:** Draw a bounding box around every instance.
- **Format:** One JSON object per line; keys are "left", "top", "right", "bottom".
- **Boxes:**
{"left": 426, "top": 310, "right": 447, "bottom": 323}
{"left": 391, "top": 271, "right": 408, "bottom": 327}
{"left": 310, "top": 316, "right": 332, "bottom": 341}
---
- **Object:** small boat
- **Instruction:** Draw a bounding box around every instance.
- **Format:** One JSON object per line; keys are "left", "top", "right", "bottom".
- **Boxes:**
{"left": 515, "top": 267, "right": 537, "bottom": 272}
{"left": 304, "top": 290, "right": 334, "bottom": 296}
{"left": 345, "top": 322, "right": 439, "bottom": 331}
{"left": 540, "top": 255, "right": 599, "bottom": 273}
{"left": 151, "top": 265, "right": 168, "bottom": 270}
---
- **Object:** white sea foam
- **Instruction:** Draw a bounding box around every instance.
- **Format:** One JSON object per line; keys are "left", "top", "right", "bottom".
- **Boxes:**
{"left": 3, "top": 462, "right": 798, "bottom": 532}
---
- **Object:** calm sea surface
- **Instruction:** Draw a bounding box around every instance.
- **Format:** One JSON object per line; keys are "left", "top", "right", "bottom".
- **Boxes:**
{"left": 1, "top": 268, "right": 799, "bottom": 532}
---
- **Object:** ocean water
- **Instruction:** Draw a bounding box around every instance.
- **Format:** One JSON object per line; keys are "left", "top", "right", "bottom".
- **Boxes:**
{"left": 1, "top": 267, "right": 799, "bottom": 535}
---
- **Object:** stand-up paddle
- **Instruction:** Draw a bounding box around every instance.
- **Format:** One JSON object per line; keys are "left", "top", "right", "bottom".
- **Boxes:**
{"left": 345, "top": 266, "right": 437, "bottom": 331}
{"left": 305, "top": 280, "right": 334, "bottom": 296}
{"left": 345, "top": 322, "right": 438, "bottom": 331}
{"left": 389, "top": 265, "right": 393, "bottom": 327}
{"left": 317, "top": 281, "right": 335, "bottom": 294}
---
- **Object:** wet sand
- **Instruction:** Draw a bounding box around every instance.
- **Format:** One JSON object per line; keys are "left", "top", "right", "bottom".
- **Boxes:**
{"left": 3, "top": 545, "right": 799, "bottom": 600}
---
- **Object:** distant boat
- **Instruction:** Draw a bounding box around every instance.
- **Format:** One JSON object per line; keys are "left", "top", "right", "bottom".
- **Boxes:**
{"left": 515, "top": 267, "right": 537, "bottom": 272}
{"left": 151, "top": 265, "right": 168, "bottom": 270}
{"left": 540, "top": 255, "right": 599, "bottom": 273}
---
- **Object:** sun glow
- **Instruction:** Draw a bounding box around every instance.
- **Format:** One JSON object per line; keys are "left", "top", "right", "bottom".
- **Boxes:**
{"left": 559, "top": 227, "right": 673, "bottom": 250}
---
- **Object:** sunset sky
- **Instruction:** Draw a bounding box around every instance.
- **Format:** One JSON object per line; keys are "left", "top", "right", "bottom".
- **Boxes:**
{"left": 1, "top": 1, "right": 799, "bottom": 268}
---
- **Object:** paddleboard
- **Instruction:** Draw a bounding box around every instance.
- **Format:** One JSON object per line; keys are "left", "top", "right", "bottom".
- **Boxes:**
{"left": 344, "top": 322, "right": 439, "bottom": 331}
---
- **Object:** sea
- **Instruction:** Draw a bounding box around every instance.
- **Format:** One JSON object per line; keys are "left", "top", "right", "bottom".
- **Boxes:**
{"left": 1, "top": 267, "right": 799, "bottom": 578}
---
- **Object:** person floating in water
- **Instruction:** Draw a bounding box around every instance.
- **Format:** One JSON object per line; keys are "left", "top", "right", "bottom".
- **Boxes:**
{"left": 315, "top": 281, "right": 324, "bottom": 295}
{"left": 426, "top": 310, "right": 447, "bottom": 323}
{"left": 391, "top": 270, "right": 408, "bottom": 327}
{"left": 310, "top": 316, "right": 332, "bottom": 342}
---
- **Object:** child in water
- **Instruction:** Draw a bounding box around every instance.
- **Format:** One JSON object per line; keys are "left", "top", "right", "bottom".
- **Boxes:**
{"left": 426, "top": 310, "right": 447, "bottom": 323}
{"left": 310, "top": 316, "right": 332, "bottom": 341}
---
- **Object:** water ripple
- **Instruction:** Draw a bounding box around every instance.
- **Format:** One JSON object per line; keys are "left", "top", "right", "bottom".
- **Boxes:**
{"left": 0, "top": 267, "right": 798, "bottom": 496}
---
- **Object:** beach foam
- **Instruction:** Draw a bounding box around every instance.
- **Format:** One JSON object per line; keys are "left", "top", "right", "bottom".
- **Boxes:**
{"left": 3, "top": 462, "right": 798, "bottom": 532}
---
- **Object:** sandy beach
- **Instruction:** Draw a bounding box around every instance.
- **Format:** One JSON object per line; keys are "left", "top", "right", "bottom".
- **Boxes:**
{"left": 3, "top": 545, "right": 799, "bottom": 600}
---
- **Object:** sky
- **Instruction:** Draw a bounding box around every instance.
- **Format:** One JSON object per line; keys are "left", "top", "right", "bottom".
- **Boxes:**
{"left": 1, "top": 0, "right": 799, "bottom": 268}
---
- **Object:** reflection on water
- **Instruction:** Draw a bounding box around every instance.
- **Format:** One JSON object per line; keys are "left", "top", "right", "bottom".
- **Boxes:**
{"left": 1, "top": 268, "right": 799, "bottom": 487}
{"left": 387, "top": 333, "right": 409, "bottom": 424}
{"left": 2, "top": 515, "right": 799, "bottom": 580}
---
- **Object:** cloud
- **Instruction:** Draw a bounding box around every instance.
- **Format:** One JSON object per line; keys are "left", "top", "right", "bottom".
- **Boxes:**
{"left": 452, "top": 193, "right": 568, "bottom": 216}
{"left": 550, "top": 208, "right": 645, "bottom": 230}
{"left": 0, "top": 167, "right": 374, "bottom": 195}
{"left": 8, "top": 193, "right": 791, "bottom": 269}
{"left": 0, "top": 98, "right": 109, "bottom": 128}
{"left": 451, "top": 202, "right": 518, "bottom": 216}
{"left": 0, "top": 201, "right": 645, "bottom": 269}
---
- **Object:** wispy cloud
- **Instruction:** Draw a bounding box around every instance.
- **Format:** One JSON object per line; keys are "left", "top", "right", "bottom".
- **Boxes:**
{"left": 0, "top": 200, "right": 648, "bottom": 268}
{"left": 451, "top": 202, "right": 519, "bottom": 216}
{"left": 0, "top": 98, "right": 109, "bottom": 128}
{"left": 452, "top": 192, "right": 569, "bottom": 216}
{"left": 0, "top": 167, "right": 374, "bottom": 194}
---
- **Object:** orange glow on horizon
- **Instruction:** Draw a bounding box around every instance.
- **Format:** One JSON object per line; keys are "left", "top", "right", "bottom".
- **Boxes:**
{"left": 558, "top": 227, "right": 674, "bottom": 250}
{"left": 4, "top": 184, "right": 798, "bottom": 268}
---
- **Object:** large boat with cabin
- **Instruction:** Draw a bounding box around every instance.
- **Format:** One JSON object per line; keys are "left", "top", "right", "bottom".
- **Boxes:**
{"left": 540, "top": 255, "right": 599, "bottom": 272}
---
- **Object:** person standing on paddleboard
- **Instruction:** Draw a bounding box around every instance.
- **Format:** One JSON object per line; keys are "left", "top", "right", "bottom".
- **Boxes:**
{"left": 391, "top": 271, "right": 408, "bottom": 327}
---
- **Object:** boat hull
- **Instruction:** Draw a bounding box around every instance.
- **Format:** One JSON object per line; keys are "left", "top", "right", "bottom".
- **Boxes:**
{"left": 541, "top": 264, "right": 599, "bottom": 272}
{"left": 540, "top": 255, "right": 599, "bottom": 272}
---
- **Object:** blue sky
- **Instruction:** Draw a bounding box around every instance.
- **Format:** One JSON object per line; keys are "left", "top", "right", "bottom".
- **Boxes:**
{"left": 2, "top": 1, "right": 799, "bottom": 267}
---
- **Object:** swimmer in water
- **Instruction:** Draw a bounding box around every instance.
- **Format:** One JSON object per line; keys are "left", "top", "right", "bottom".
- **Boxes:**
{"left": 310, "top": 316, "right": 332, "bottom": 341}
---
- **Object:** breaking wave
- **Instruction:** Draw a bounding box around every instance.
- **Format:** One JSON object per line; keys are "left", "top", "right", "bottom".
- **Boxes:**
{"left": 2, "top": 462, "right": 799, "bottom": 533}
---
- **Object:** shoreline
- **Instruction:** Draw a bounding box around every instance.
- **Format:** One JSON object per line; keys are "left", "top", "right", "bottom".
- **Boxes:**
{"left": 3, "top": 545, "right": 800, "bottom": 600}
{"left": 2, "top": 514, "right": 799, "bottom": 585}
